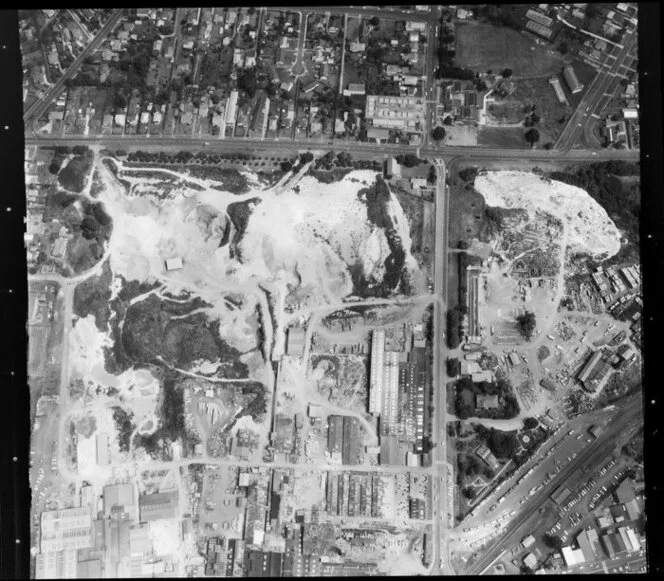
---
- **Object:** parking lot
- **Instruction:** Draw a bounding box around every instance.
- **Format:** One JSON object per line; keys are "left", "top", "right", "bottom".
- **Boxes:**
{"left": 197, "top": 466, "right": 245, "bottom": 538}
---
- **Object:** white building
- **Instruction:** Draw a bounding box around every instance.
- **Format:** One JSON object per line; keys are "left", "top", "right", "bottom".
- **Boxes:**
{"left": 165, "top": 257, "right": 183, "bottom": 271}
{"left": 369, "top": 330, "right": 385, "bottom": 414}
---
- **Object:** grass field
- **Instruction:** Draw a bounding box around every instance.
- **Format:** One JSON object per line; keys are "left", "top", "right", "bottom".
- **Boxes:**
{"left": 448, "top": 173, "right": 488, "bottom": 248}
{"left": 477, "top": 126, "right": 526, "bottom": 148}
{"left": 454, "top": 22, "right": 570, "bottom": 76}
{"left": 508, "top": 77, "right": 574, "bottom": 144}
{"left": 487, "top": 101, "right": 524, "bottom": 124}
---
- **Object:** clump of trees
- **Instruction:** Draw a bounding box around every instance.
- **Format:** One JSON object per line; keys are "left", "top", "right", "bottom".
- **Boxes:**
{"left": 516, "top": 311, "right": 537, "bottom": 340}
{"left": 79, "top": 200, "right": 112, "bottom": 244}
{"left": 112, "top": 407, "right": 135, "bottom": 453}
{"left": 543, "top": 533, "right": 563, "bottom": 550}
{"left": 432, "top": 126, "right": 446, "bottom": 141}
{"left": 458, "top": 167, "right": 478, "bottom": 183}
{"left": 446, "top": 305, "right": 466, "bottom": 349}
{"left": 475, "top": 424, "right": 519, "bottom": 459}
{"left": 447, "top": 357, "right": 461, "bottom": 378}
{"left": 454, "top": 375, "right": 520, "bottom": 420}
{"left": 395, "top": 153, "right": 425, "bottom": 168}
{"left": 525, "top": 127, "right": 540, "bottom": 145}
{"left": 523, "top": 417, "right": 539, "bottom": 430}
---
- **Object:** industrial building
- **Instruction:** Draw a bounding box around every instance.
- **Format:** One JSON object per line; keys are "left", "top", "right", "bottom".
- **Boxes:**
{"left": 35, "top": 550, "right": 78, "bottom": 579}
{"left": 326, "top": 415, "right": 361, "bottom": 465}
{"left": 380, "top": 434, "right": 401, "bottom": 465}
{"left": 526, "top": 8, "right": 553, "bottom": 27}
{"left": 103, "top": 483, "right": 137, "bottom": 518}
{"left": 327, "top": 415, "right": 344, "bottom": 462}
{"left": 40, "top": 507, "right": 92, "bottom": 553}
{"left": 286, "top": 326, "right": 305, "bottom": 356}
{"left": 381, "top": 351, "right": 400, "bottom": 432}
{"left": 365, "top": 95, "right": 425, "bottom": 130}
{"left": 576, "top": 527, "right": 603, "bottom": 562}
{"left": 247, "top": 550, "right": 284, "bottom": 577}
{"left": 138, "top": 490, "right": 179, "bottom": 522}
{"left": 577, "top": 350, "right": 612, "bottom": 392}
{"left": 369, "top": 330, "right": 385, "bottom": 414}
{"left": 525, "top": 19, "right": 553, "bottom": 39}
{"left": 165, "top": 256, "right": 183, "bottom": 271}
{"left": 564, "top": 66, "right": 584, "bottom": 94}
{"left": 549, "top": 76, "right": 567, "bottom": 103}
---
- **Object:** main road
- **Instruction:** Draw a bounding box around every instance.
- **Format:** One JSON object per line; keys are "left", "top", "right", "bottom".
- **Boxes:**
{"left": 463, "top": 394, "right": 643, "bottom": 575}
{"left": 23, "top": 135, "right": 640, "bottom": 163}
{"left": 430, "top": 158, "right": 454, "bottom": 574}
{"left": 23, "top": 10, "right": 124, "bottom": 123}
{"left": 555, "top": 28, "right": 638, "bottom": 152}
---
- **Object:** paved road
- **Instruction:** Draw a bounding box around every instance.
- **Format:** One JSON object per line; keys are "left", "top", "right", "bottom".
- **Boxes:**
{"left": 23, "top": 135, "right": 640, "bottom": 163}
{"left": 555, "top": 29, "right": 638, "bottom": 152}
{"left": 429, "top": 159, "right": 452, "bottom": 574}
{"left": 273, "top": 6, "right": 435, "bottom": 24}
{"left": 23, "top": 10, "right": 124, "bottom": 123}
{"left": 464, "top": 394, "right": 643, "bottom": 575}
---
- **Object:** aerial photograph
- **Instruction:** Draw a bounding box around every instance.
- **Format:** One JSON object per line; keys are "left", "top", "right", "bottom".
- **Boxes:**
{"left": 20, "top": 4, "right": 646, "bottom": 578}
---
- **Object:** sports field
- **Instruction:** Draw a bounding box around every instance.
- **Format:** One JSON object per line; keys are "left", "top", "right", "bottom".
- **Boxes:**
{"left": 454, "top": 22, "right": 569, "bottom": 76}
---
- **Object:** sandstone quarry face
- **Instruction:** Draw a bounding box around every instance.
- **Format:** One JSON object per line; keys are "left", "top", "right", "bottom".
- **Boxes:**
{"left": 474, "top": 171, "right": 622, "bottom": 259}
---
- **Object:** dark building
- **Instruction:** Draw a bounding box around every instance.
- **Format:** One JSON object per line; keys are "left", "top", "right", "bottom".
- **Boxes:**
{"left": 138, "top": 490, "right": 179, "bottom": 522}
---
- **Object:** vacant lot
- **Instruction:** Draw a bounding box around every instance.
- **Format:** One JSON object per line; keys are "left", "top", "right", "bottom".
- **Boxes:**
{"left": 507, "top": 77, "right": 574, "bottom": 144}
{"left": 443, "top": 125, "right": 478, "bottom": 146}
{"left": 455, "top": 22, "right": 568, "bottom": 75}
{"left": 486, "top": 101, "right": 524, "bottom": 124}
{"left": 477, "top": 126, "right": 525, "bottom": 148}
{"left": 448, "top": 171, "right": 487, "bottom": 247}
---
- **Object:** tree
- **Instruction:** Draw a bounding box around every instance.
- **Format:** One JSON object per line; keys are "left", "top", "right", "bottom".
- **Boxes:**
{"left": 432, "top": 126, "right": 446, "bottom": 141}
{"left": 525, "top": 128, "right": 540, "bottom": 145}
{"left": 113, "top": 93, "right": 127, "bottom": 109}
{"left": 402, "top": 153, "right": 421, "bottom": 168}
{"left": 80, "top": 215, "right": 100, "bottom": 240}
{"left": 369, "top": 16, "right": 380, "bottom": 27}
{"left": 446, "top": 308, "right": 461, "bottom": 349}
{"left": 501, "top": 68, "right": 513, "bottom": 78}
{"left": 280, "top": 160, "right": 293, "bottom": 172}
{"left": 446, "top": 357, "right": 461, "bottom": 378}
{"left": 543, "top": 533, "right": 563, "bottom": 550}
{"left": 462, "top": 487, "right": 476, "bottom": 500}
{"left": 523, "top": 417, "right": 538, "bottom": 430}
{"left": 300, "top": 152, "right": 314, "bottom": 163}
{"left": 516, "top": 311, "right": 537, "bottom": 340}
{"left": 443, "top": 115, "right": 453, "bottom": 126}
{"left": 531, "top": 112, "right": 541, "bottom": 124}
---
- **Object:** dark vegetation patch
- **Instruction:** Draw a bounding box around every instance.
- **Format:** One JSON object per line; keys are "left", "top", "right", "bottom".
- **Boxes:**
{"left": 186, "top": 166, "right": 250, "bottom": 193}
{"left": 134, "top": 372, "right": 194, "bottom": 460}
{"left": 351, "top": 176, "right": 409, "bottom": 298}
{"left": 112, "top": 406, "right": 135, "bottom": 453}
{"left": 73, "top": 259, "right": 113, "bottom": 331}
{"left": 120, "top": 294, "right": 247, "bottom": 376}
{"left": 474, "top": 424, "right": 519, "bottom": 459}
{"left": 225, "top": 198, "right": 262, "bottom": 258}
{"left": 57, "top": 151, "right": 94, "bottom": 193}
{"left": 516, "top": 311, "right": 537, "bottom": 341}
{"left": 104, "top": 278, "right": 168, "bottom": 375}
{"left": 454, "top": 375, "right": 520, "bottom": 420}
